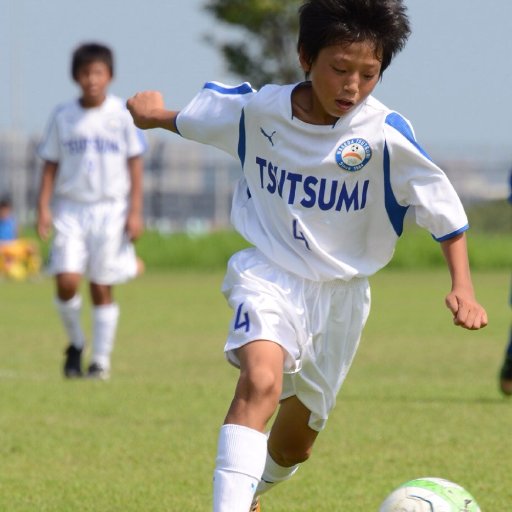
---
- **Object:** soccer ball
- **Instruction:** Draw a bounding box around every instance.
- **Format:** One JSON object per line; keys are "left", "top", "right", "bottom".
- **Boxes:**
{"left": 379, "top": 477, "right": 481, "bottom": 512}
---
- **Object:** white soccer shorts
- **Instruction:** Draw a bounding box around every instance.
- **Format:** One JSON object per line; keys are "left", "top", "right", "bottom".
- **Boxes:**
{"left": 222, "top": 248, "right": 371, "bottom": 431}
{"left": 48, "top": 198, "right": 138, "bottom": 285}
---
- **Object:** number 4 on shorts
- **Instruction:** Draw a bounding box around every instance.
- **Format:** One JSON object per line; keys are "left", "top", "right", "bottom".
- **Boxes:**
{"left": 234, "top": 303, "right": 250, "bottom": 332}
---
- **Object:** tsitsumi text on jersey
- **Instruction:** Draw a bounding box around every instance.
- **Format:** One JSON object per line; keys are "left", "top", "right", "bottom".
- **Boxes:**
{"left": 63, "top": 137, "right": 121, "bottom": 154}
{"left": 255, "top": 157, "right": 369, "bottom": 212}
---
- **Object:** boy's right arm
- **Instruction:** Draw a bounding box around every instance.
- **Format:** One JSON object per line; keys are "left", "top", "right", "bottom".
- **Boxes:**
{"left": 37, "top": 161, "right": 58, "bottom": 240}
{"left": 126, "top": 91, "right": 179, "bottom": 133}
{"left": 440, "top": 233, "right": 488, "bottom": 330}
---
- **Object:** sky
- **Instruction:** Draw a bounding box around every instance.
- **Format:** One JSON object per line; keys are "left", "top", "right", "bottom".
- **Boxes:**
{"left": 2, "top": 0, "right": 512, "bottom": 160}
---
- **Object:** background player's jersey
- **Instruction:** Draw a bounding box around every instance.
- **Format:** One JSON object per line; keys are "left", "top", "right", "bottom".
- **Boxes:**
{"left": 177, "top": 82, "right": 468, "bottom": 281}
{"left": 38, "top": 95, "right": 146, "bottom": 203}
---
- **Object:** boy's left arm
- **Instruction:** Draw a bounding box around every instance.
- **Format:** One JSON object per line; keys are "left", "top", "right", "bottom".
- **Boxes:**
{"left": 126, "top": 155, "right": 144, "bottom": 241}
{"left": 440, "top": 233, "right": 488, "bottom": 330}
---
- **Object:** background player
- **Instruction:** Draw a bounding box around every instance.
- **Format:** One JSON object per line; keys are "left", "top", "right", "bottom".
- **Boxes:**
{"left": 126, "top": 0, "right": 488, "bottom": 510}
{"left": 37, "top": 42, "right": 146, "bottom": 380}
{"left": 499, "top": 168, "right": 512, "bottom": 394}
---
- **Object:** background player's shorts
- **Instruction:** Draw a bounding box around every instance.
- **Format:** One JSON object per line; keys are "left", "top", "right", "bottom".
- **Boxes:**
{"left": 222, "top": 247, "right": 371, "bottom": 431}
{"left": 48, "top": 198, "right": 137, "bottom": 285}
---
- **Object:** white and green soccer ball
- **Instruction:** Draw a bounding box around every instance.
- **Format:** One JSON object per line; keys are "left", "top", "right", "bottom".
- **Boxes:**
{"left": 379, "top": 477, "right": 481, "bottom": 512}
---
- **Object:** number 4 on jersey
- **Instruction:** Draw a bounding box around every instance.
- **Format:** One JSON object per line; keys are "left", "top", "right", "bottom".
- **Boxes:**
{"left": 293, "top": 219, "right": 310, "bottom": 250}
{"left": 234, "top": 303, "right": 250, "bottom": 332}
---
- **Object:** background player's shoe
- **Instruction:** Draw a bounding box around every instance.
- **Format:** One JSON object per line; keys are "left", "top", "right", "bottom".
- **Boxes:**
{"left": 63, "top": 345, "right": 83, "bottom": 378}
{"left": 499, "top": 356, "right": 512, "bottom": 395}
{"left": 87, "top": 362, "right": 110, "bottom": 380}
{"left": 249, "top": 497, "right": 260, "bottom": 512}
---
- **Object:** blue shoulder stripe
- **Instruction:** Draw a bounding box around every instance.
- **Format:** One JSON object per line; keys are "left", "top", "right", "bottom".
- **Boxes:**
{"left": 385, "top": 112, "right": 431, "bottom": 161}
{"left": 238, "top": 109, "right": 246, "bottom": 166}
{"left": 203, "top": 82, "right": 253, "bottom": 95}
{"left": 383, "top": 142, "right": 409, "bottom": 236}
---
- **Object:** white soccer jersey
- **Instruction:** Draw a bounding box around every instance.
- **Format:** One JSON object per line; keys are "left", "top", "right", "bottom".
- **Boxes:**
{"left": 38, "top": 95, "right": 147, "bottom": 203}
{"left": 177, "top": 82, "right": 468, "bottom": 281}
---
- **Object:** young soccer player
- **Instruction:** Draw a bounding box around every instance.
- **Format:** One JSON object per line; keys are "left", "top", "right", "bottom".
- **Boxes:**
{"left": 37, "top": 42, "right": 146, "bottom": 380}
{"left": 498, "top": 169, "right": 512, "bottom": 395}
{"left": 127, "top": 0, "right": 488, "bottom": 510}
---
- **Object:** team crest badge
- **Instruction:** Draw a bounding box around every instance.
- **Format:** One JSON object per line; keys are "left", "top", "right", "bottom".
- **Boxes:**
{"left": 335, "top": 138, "right": 372, "bottom": 172}
{"left": 105, "top": 117, "right": 122, "bottom": 131}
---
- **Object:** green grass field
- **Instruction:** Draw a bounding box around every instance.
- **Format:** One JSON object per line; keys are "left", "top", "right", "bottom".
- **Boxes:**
{"left": 0, "top": 269, "right": 510, "bottom": 511}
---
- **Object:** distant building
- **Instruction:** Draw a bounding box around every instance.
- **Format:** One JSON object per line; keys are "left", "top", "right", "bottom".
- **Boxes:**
{"left": 0, "top": 130, "right": 509, "bottom": 232}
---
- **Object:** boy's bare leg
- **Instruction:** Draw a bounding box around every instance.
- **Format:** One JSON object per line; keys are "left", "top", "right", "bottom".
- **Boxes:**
{"left": 253, "top": 396, "right": 318, "bottom": 501}
{"left": 214, "top": 340, "right": 284, "bottom": 512}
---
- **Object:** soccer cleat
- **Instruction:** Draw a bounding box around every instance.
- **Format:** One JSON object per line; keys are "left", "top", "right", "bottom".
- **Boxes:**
{"left": 499, "top": 356, "right": 512, "bottom": 395}
{"left": 63, "top": 345, "right": 83, "bottom": 378}
{"left": 87, "top": 362, "right": 110, "bottom": 380}
{"left": 249, "top": 497, "right": 260, "bottom": 512}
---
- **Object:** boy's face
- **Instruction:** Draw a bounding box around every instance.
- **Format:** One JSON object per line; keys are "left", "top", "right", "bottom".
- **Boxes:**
{"left": 0, "top": 205, "right": 10, "bottom": 220}
{"left": 300, "top": 41, "right": 382, "bottom": 124}
{"left": 75, "top": 61, "right": 112, "bottom": 107}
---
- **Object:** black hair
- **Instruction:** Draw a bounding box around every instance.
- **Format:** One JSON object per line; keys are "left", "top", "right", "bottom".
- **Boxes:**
{"left": 298, "top": 0, "right": 411, "bottom": 75}
{"left": 71, "top": 42, "right": 114, "bottom": 81}
{"left": 0, "top": 196, "right": 12, "bottom": 209}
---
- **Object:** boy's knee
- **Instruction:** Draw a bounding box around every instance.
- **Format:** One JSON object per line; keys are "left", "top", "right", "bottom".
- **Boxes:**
{"left": 239, "top": 366, "right": 281, "bottom": 404}
{"left": 56, "top": 278, "right": 79, "bottom": 301}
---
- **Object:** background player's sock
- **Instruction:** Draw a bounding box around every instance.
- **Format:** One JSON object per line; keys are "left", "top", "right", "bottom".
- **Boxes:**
{"left": 91, "top": 303, "right": 119, "bottom": 370}
{"left": 213, "top": 424, "right": 267, "bottom": 512}
{"left": 55, "top": 294, "right": 85, "bottom": 349}
{"left": 255, "top": 451, "right": 299, "bottom": 496}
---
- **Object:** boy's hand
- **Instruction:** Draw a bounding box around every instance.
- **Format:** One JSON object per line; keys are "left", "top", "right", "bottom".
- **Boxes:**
{"left": 37, "top": 208, "right": 52, "bottom": 241}
{"left": 445, "top": 290, "right": 488, "bottom": 330}
{"left": 127, "top": 91, "right": 165, "bottom": 129}
{"left": 125, "top": 211, "right": 144, "bottom": 241}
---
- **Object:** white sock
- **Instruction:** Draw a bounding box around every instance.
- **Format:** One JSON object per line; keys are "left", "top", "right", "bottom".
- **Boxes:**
{"left": 256, "top": 451, "right": 300, "bottom": 496}
{"left": 91, "top": 303, "right": 120, "bottom": 369}
{"left": 55, "top": 295, "right": 85, "bottom": 349}
{"left": 213, "top": 424, "right": 267, "bottom": 512}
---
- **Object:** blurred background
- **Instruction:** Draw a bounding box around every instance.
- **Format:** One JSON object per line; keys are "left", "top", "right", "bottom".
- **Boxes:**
{"left": 1, "top": 0, "right": 510, "bottom": 233}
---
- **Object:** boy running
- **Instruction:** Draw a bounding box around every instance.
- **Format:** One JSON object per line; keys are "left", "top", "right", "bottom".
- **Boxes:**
{"left": 127, "top": 1, "right": 487, "bottom": 510}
